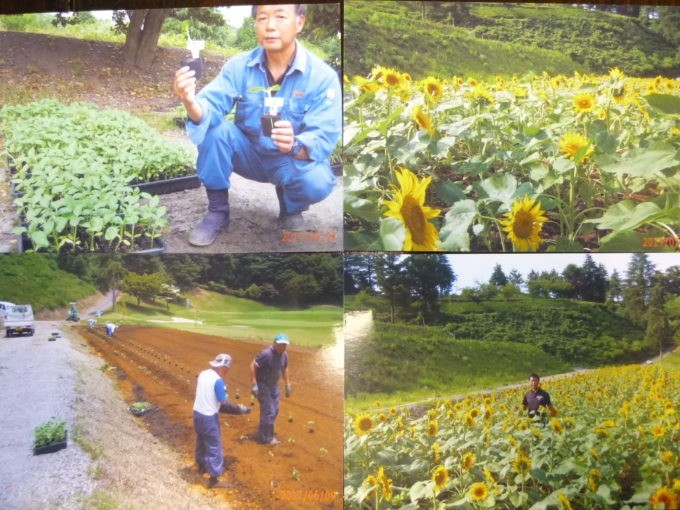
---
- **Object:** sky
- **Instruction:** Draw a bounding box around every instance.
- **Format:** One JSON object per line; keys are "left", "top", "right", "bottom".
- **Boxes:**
{"left": 446, "top": 253, "right": 679, "bottom": 292}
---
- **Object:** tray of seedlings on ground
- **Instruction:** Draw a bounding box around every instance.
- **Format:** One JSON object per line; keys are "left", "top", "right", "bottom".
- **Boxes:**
{"left": 32, "top": 417, "right": 68, "bottom": 455}
{"left": 0, "top": 100, "right": 199, "bottom": 252}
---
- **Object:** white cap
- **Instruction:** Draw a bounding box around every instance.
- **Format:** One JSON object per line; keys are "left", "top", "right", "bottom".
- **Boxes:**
{"left": 209, "top": 353, "right": 232, "bottom": 368}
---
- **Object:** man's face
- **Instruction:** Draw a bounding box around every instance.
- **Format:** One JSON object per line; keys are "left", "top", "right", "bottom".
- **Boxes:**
{"left": 274, "top": 342, "right": 288, "bottom": 354}
{"left": 529, "top": 376, "right": 539, "bottom": 392}
{"left": 254, "top": 4, "right": 304, "bottom": 55}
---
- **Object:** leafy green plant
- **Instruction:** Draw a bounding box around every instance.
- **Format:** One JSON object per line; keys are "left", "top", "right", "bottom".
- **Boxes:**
{"left": 0, "top": 100, "right": 186, "bottom": 252}
{"left": 33, "top": 418, "right": 67, "bottom": 448}
{"left": 131, "top": 401, "right": 151, "bottom": 411}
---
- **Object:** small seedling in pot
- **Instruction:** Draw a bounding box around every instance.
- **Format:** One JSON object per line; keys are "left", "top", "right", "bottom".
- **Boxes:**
{"left": 307, "top": 420, "right": 316, "bottom": 433}
{"left": 288, "top": 414, "right": 293, "bottom": 423}
{"left": 249, "top": 84, "right": 282, "bottom": 137}
{"left": 291, "top": 468, "right": 300, "bottom": 481}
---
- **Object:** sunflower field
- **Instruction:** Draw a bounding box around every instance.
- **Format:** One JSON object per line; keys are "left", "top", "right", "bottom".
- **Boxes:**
{"left": 343, "top": 67, "right": 680, "bottom": 252}
{"left": 344, "top": 364, "right": 679, "bottom": 509}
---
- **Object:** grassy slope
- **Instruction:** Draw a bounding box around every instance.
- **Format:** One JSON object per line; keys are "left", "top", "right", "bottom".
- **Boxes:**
{"left": 344, "top": 1, "right": 678, "bottom": 80}
{"left": 0, "top": 254, "right": 95, "bottom": 310}
{"left": 104, "top": 290, "right": 342, "bottom": 348}
{"left": 344, "top": 1, "right": 577, "bottom": 80}
{"left": 346, "top": 321, "right": 570, "bottom": 411}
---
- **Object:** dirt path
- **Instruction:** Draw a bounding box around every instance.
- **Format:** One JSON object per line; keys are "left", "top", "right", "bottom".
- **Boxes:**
{"left": 0, "top": 30, "right": 342, "bottom": 254}
{"left": 78, "top": 324, "right": 343, "bottom": 509}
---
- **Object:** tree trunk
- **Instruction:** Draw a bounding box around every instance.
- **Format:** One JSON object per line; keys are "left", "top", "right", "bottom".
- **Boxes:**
{"left": 123, "top": 9, "right": 169, "bottom": 70}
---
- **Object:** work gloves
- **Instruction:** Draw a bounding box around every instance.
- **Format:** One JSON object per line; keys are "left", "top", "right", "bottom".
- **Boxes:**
{"left": 251, "top": 383, "right": 259, "bottom": 397}
{"left": 285, "top": 384, "right": 292, "bottom": 398}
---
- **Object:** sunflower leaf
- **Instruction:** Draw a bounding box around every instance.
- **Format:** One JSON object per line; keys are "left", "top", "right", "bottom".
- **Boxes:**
{"left": 644, "top": 93, "right": 680, "bottom": 115}
{"left": 440, "top": 200, "right": 477, "bottom": 251}
{"left": 379, "top": 217, "right": 406, "bottom": 251}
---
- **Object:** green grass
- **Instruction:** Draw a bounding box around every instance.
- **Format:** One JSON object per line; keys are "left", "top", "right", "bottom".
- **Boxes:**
{"left": 0, "top": 254, "right": 95, "bottom": 311}
{"left": 659, "top": 348, "right": 680, "bottom": 372}
{"left": 346, "top": 321, "right": 570, "bottom": 412}
{"left": 102, "top": 291, "right": 341, "bottom": 348}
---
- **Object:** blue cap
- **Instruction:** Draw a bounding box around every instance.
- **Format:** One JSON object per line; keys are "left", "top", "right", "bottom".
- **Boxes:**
{"left": 274, "top": 333, "right": 290, "bottom": 345}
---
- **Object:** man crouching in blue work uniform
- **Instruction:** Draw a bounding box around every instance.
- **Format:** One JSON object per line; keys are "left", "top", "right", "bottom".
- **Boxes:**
{"left": 250, "top": 333, "right": 292, "bottom": 445}
{"left": 193, "top": 353, "right": 250, "bottom": 488}
{"left": 173, "top": 4, "right": 341, "bottom": 247}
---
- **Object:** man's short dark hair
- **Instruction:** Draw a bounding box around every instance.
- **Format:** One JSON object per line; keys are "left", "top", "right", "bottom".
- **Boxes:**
{"left": 252, "top": 4, "right": 307, "bottom": 18}
{"left": 529, "top": 373, "right": 540, "bottom": 380}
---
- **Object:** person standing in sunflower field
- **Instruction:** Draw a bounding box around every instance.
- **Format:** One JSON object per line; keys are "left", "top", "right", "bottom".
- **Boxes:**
{"left": 522, "top": 373, "right": 556, "bottom": 420}
{"left": 250, "top": 333, "right": 292, "bottom": 445}
{"left": 173, "top": 4, "right": 341, "bottom": 246}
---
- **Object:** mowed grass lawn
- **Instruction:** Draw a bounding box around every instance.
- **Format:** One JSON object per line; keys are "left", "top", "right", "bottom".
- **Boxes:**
{"left": 100, "top": 290, "right": 342, "bottom": 348}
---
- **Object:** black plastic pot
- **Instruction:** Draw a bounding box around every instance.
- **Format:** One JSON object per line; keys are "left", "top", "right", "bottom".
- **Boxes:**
{"left": 261, "top": 114, "right": 281, "bottom": 137}
{"left": 181, "top": 56, "right": 203, "bottom": 79}
{"left": 129, "top": 405, "right": 154, "bottom": 417}
{"left": 33, "top": 432, "right": 67, "bottom": 455}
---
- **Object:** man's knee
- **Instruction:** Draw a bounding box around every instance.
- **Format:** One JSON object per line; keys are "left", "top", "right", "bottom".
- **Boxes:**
{"left": 298, "top": 167, "right": 335, "bottom": 204}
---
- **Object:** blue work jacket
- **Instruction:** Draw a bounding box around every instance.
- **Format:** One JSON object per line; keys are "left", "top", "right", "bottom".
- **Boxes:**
{"left": 187, "top": 43, "right": 341, "bottom": 162}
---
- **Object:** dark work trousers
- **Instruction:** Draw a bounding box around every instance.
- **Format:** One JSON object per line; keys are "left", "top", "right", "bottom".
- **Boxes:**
{"left": 257, "top": 383, "right": 281, "bottom": 443}
{"left": 193, "top": 411, "right": 222, "bottom": 477}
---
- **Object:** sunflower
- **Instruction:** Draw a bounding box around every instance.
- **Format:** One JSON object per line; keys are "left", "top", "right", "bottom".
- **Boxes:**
{"left": 557, "top": 491, "right": 573, "bottom": 510}
{"left": 389, "top": 407, "right": 397, "bottom": 415}
{"left": 383, "top": 167, "right": 441, "bottom": 251}
{"left": 650, "top": 486, "right": 680, "bottom": 510}
{"left": 433, "top": 465, "right": 449, "bottom": 491}
{"left": 421, "top": 76, "right": 443, "bottom": 102}
{"left": 432, "top": 442, "right": 441, "bottom": 462}
{"left": 469, "top": 85, "right": 495, "bottom": 106}
{"left": 512, "top": 453, "right": 532, "bottom": 474}
{"left": 384, "top": 69, "right": 401, "bottom": 87}
{"left": 573, "top": 93, "right": 596, "bottom": 114}
{"left": 363, "top": 474, "right": 378, "bottom": 498}
{"left": 558, "top": 132, "right": 594, "bottom": 161}
{"left": 469, "top": 482, "right": 489, "bottom": 501}
{"left": 513, "top": 86, "right": 528, "bottom": 98}
{"left": 461, "top": 452, "right": 475, "bottom": 471}
{"left": 378, "top": 413, "right": 388, "bottom": 422}
{"left": 427, "top": 420, "right": 439, "bottom": 437}
{"left": 609, "top": 67, "right": 625, "bottom": 80}
{"left": 354, "top": 414, "right": 374, "bottom": 436}
{"left": 652, "top": 425, "right": 665, "bottom": 438}
{"left": 662, "top": 451, "right": 674, "bottom": 465}
{"left": 413, "top": 106, "right": 435, "bottom": 135}
{"left": 551, "top": 418, "right": 564, "bottom": 435}
{"left": 465, "top": 413, "right": 475, "bottom": 428}
{"left": 500, "top": 195, "right": 547, "bottom": 252}
{"left": 377, "top": 467, "right": 393, "bottom": 501}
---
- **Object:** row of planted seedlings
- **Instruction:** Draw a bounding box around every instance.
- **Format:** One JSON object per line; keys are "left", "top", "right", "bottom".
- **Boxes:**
{"left": 0, "top": 99, "right": 196, "bottom": 252}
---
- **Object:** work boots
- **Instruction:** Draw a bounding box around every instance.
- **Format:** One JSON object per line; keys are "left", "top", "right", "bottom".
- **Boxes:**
{"left": 189, "top": 188, "right": 230, "bottom": 246}
{"left": 276, "top": 186, "right": 304, "bottom": 231}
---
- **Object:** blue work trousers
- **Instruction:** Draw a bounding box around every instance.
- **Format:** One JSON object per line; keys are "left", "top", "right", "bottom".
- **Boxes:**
{"left": 257, "top": 384, "right": 280, "bottom": 443}
{"left": 197, "top": 121, "right": 335, "bottom": 215}
{"left": 193, "top": 411, "right": 223, "bottom": 477}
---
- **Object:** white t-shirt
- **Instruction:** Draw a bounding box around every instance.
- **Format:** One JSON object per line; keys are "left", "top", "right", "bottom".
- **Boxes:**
{"left": 193, "top": 368, "right": 226, "bottom": 416}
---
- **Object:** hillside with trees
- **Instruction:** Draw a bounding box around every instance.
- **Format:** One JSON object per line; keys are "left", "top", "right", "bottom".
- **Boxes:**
{"left": 0, "top": 253, "right": 343, "bottom": 313}
{"left": 345, "top": 254, "right": 680, "bottom": 378}
{"left": 344, "top": 1, "right": 680, "bottom": 79}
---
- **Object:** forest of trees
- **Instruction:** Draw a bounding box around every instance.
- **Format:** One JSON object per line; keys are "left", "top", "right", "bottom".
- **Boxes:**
{"left": 56, "top": 253, "right": 343, "bottom": 308}
{"left": 345, "top": 254, "right": 680, "bottom": 360}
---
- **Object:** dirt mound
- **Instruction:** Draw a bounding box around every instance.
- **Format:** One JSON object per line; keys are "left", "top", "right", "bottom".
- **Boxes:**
{"left": 80, "top": 324, "right": 343, "bottom": 509}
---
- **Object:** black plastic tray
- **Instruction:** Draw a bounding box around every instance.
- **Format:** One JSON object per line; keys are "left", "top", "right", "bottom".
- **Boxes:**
{"left": 20, "top": 233, "right": 167, "bottom": 254}
{"left": 134, "top": 173, "right": 201, "bottom": 195}
{"left": 33, "top": 432, "right": 67, "bottom": 455}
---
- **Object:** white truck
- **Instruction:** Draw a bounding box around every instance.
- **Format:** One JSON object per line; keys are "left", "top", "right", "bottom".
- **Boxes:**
{"left": 3, "top": 304, "right": 34, "bottom": 337}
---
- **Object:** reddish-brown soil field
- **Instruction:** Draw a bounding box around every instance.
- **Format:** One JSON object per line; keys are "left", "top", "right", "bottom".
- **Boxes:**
{"left": 78, "top": 324, "right": 343, "bottom": 509}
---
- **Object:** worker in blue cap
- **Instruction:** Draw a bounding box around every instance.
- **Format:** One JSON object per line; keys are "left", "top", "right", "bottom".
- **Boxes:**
{"left": 250, "top": 333, "right": 292, "bottom": 445}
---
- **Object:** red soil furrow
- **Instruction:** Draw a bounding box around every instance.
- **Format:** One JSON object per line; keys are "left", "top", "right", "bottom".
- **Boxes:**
{"left": 78, "top": 324, "right": 342, "bottom": 510}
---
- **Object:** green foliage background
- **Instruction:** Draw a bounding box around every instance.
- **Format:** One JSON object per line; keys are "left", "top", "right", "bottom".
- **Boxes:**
{"left": 344, "top": 1, "right": 680, "bottom": 79}
{"left": 0, "top": 254, "right": 95, "bottom": 310}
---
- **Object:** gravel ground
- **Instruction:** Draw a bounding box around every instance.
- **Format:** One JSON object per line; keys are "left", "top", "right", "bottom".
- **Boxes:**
{"left": 0, "top": 321, "right": 95, "bottom": 510}
{"left": 0, "top": 320, "right": 225, "bottom": 510}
